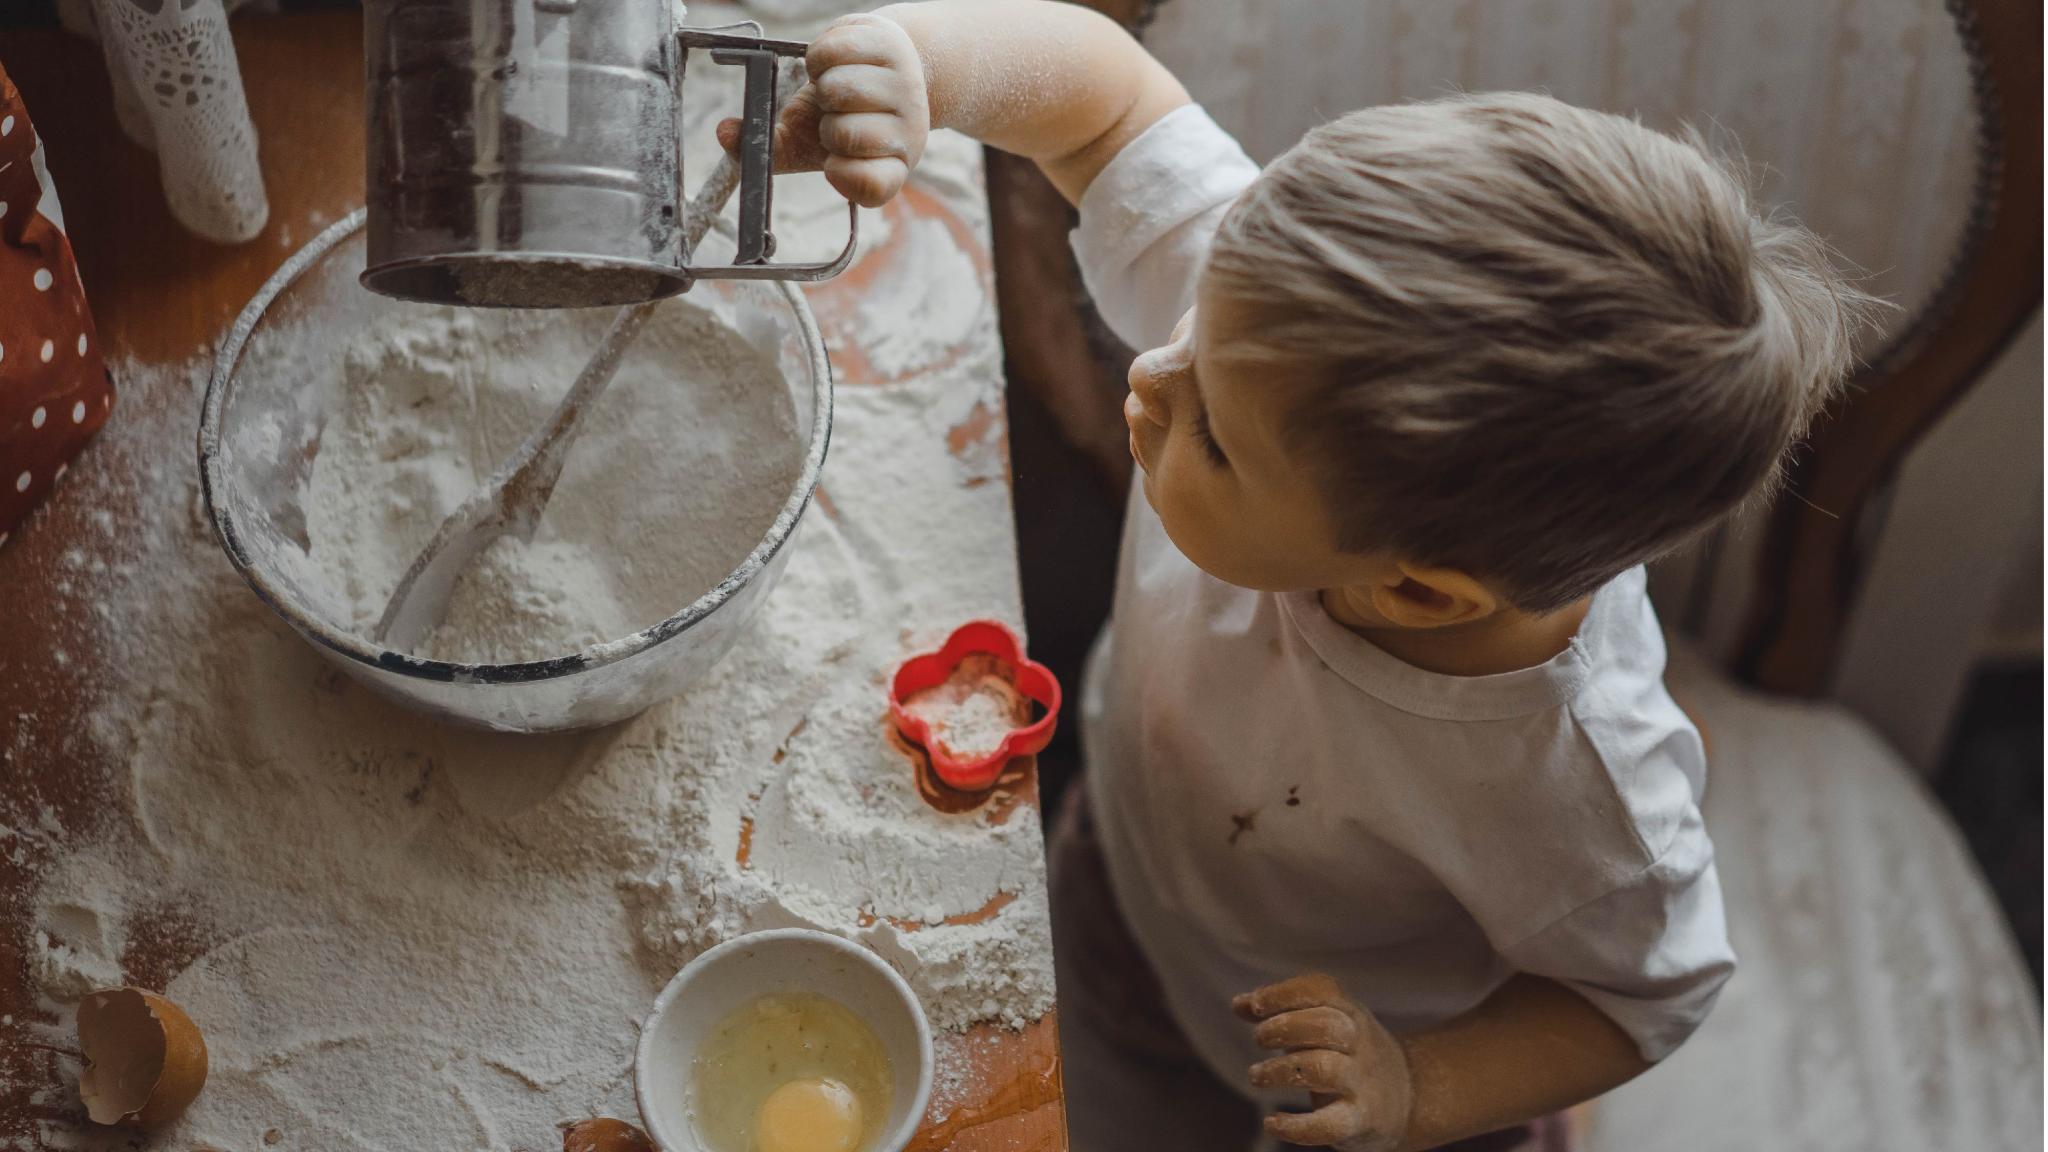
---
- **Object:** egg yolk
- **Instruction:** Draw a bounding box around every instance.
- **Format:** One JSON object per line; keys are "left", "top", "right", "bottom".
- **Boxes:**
{"left": 755, "top": 1077, "right": 863, "bottom": 1152}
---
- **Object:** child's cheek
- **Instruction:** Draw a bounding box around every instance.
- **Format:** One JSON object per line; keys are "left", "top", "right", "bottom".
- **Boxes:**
{"left": 1149, "top": 458, "right": 1227, "bottom": 572}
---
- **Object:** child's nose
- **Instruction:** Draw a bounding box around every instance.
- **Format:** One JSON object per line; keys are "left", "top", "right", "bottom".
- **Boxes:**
{"left": 1126, "top": 349, "right": 1176, "bottom": 428}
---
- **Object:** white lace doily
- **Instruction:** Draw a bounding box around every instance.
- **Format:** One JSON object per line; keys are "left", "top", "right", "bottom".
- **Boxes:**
{"left": 60, "top": 0, "right": 269, "bottom": 244}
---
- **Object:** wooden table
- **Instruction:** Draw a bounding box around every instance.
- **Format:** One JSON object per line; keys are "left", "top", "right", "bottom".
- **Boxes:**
{"left": 0, "top": 14, "right": 1064, "bottom": 1151}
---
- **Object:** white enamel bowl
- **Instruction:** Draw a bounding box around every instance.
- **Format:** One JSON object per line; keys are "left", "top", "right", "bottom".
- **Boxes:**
{"left": 635, "top": 929, "right": 934, "bottom": 1152}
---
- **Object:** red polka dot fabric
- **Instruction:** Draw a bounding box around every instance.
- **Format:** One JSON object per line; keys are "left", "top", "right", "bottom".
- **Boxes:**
{"left": 0, "top": 61, "right": 112, "bottom": 546}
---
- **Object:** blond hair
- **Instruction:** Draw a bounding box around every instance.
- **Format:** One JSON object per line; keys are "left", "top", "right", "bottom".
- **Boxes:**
{"left": 1206, "top": 92, "right": 1876, "bottom": 612}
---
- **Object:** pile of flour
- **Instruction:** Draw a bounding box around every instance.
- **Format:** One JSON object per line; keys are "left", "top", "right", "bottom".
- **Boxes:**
{"left": 273, "top": 299, "right": 800, "bottom": 665}
{"left": 10, "top": 138, "right": 1041, "bottom": 1150}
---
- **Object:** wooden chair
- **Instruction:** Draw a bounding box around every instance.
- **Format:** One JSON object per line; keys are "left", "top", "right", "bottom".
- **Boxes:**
{"left": 1736, "top": 1, "right": 2041, "bottom": 696}
{"left": 987, "top": 1, "right": 2042, "bottom": 1146}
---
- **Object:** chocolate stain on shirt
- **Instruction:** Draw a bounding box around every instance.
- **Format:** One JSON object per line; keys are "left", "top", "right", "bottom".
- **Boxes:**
{"left": 1227, "top": 810, "right": 1257, "bottom": 846}
{"left": 1231, "top": 785, "right": 1306, "bottom": 846}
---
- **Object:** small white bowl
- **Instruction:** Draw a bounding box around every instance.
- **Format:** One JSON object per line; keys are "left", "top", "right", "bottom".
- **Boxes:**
{"left": 636, "top": 929, "right": 934, "bottom": 1152}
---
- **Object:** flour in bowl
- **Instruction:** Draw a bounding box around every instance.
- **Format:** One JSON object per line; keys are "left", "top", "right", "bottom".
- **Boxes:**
{"left": 284, "top": 300, "right": 802, "bottom": 664}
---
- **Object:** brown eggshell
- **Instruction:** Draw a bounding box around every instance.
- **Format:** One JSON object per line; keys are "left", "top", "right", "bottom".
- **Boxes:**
{"left": 562, "top": 1117, "right": 657, "bottom": 1152}
{"left": 76, "top": 987, "right": 209, "bottom": 1127}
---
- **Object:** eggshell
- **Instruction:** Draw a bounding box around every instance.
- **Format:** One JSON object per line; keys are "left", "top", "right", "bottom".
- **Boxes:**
{"left": 563, "top": 1117, "right": 657, "bottom": 1152}
{"left": 76, "top": 987, "right": 208, "bottom": 1127}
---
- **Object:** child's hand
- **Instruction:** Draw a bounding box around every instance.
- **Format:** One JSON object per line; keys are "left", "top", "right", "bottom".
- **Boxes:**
{"left": 1233, "top": 973, "right": 1415, "bottom": 1152}
{"left": 715, "top": 13, "right": 929, "bottom": 209}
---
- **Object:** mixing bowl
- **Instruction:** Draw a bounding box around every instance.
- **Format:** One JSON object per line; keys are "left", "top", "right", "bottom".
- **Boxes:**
{"left": 198, "top": 209, "right": 831, "bottom": 732}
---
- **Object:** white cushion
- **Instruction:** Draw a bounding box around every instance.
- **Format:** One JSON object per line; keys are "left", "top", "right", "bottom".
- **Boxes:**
{"left": 1585, "top": 646, "right": 2042, "bottom": 1150}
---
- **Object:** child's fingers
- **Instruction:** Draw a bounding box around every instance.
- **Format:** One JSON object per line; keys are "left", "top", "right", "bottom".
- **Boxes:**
{"left": 1248, "top": 1049, "right": 1352, "bottom": 1094}
{"left": 1263, "top": 1101, "right": 1366, "bottom": 1148}
{"left": 716, "top": 86, "right": 829, "bottom": 174}
{"left": 715, "top": 116, "right": 825, "bottom": 173}
{"left": 772, "top": 86, "right": 830, "bottom": 172}
{"left": 814, "top": 64, "right": 912, "bottom": 114}
{"left": 820, "top": 112, "right": 913, "bottom": 160}
{"left": 1252, "top": 1006, "right": 1358, "bottom": 1054}
{"left": 1232, "top": 972, "right": 1346, "bottom": 1021}
{"left": 823, "top": 155, "right": 907, "bottom": 208}
{"left": 807, "top": 15, "right": 905, "bottom": 73}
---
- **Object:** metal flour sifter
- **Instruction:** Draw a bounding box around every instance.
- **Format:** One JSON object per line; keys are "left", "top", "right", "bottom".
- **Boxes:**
{"left": 362, "top": 0, "right": 856, "bottom": 307}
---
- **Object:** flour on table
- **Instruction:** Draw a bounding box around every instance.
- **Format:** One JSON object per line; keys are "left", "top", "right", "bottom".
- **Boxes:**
{"left": 12, "top": 123, "right": 1046, "bottom": 1152}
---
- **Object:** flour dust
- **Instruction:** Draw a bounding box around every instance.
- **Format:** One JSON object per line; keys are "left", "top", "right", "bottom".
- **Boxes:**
{"left": 9, "top": 126, "right": 1047, "bottom": 1152}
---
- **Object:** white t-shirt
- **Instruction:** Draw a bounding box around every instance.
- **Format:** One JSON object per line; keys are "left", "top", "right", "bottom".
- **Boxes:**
{"left": 1070, "top": 105, "right": 1735, "bottom": 1088}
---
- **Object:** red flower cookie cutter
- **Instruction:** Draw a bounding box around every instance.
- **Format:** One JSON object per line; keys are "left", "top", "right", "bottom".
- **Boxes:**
{"left": 889, "top": 620, "right": 1062, "bottom": 792}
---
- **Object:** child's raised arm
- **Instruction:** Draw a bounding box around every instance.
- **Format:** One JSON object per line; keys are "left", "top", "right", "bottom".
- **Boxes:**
{"left": 729, "top": 0, "right": 1190, "bottom": 207}
{"left": 881, "top": 0, "right": 1189, "bottom": 201}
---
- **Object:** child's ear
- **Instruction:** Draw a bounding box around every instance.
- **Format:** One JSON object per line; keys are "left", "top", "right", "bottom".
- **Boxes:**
{"left": 1370, "top": 563, "right": 1499, "bottom": 629}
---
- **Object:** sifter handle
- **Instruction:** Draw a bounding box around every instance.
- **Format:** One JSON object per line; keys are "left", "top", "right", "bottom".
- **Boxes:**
{"left": 677, "top": 29, "right": 859, "bottom": 283}
{"left": 713, "top": 44, "right": 779, "bottom": 264}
